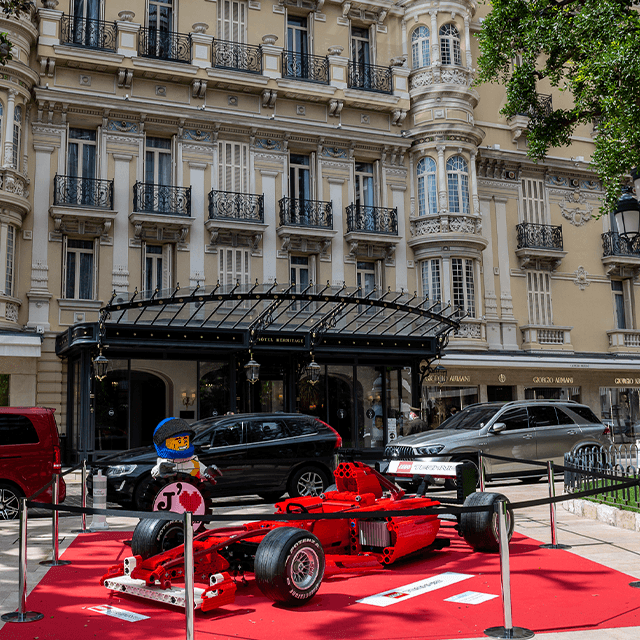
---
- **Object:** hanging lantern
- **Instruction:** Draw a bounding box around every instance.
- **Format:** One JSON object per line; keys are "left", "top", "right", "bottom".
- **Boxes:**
{"left": 432, "top": 364, "right": 448, "bottom": 385}
{"left": 92, "top": 347, "right": 109, "bottom": 381}
{"left": 305, "top": 354, "right": 321, "bottom": 385}
{"left": 244, "top": 352, "right": 260, "bottom": 384}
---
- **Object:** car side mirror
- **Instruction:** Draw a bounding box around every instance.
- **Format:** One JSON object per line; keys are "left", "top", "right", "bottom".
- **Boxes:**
{"left": 490, "top": 422, "right": 506, "bottom": 433}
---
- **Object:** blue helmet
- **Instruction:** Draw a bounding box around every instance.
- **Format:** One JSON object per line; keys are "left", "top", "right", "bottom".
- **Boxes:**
{"left": 152, "top": 417, "right": 195, "bottom": 459}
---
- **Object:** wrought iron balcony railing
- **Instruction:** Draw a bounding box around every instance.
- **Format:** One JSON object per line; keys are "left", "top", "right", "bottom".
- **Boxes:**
{"left": 208, "top": 190, "right": 264, "bottom": 222}
{"left": 133, "top": 182, "right": 191, "bottom": 216}
{"left": 213, "top": 39, "right": 262, "bottom": 74}
{"left": 518, "top": 93, "right": 553, "bottom": 119}
{"left": 346, "top": 204, "right": 398, "bottom": 235}
{"left": 138, "top": 27, "right": 192, "bottom": 63}
{"left": 348, "top": 62, "right": 392, "bottom": 94}
{"left": 281, "top": 51, "right": 329, "bottom": 84}
{"left": 602, "top": 231, "right": 640, "bottom": 257}
{"left": 516, "top": 222, "right": 563, "bottom": 250}
{"left": 279, "top": 197, "right": 333, "bottom": 228}
{"left": 53, "top": 175, "right": 114, "bottom": 209}
{"left": 60, "top": 15, "right": 117, "bottom": 51}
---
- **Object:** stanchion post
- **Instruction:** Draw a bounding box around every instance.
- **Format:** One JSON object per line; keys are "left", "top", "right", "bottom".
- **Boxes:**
{"left": 484, "top": 500, "right": 534, "bottom": 639}
{"left": 88, "top": 469, "right": 109, "bottom": 531}
{"left": 184, "top": 511, "right": 195, "bottom": 640}
{"left": 540, "top": 461, "right": 571, "bottom": 550}
{"left": 73, "top": 459, "right": 89, "bottom": 534}
{"left": 1, "top": 498, "right": 44, "bottom": 623}
{"left": 40, "top": 473, "right": 71, "bottom": 567}
{"left": 479, "top": 452, "right": 486, "bottom": 492}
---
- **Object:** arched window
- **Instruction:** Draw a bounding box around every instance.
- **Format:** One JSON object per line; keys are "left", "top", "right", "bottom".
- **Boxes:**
{"left": 446, "top": 155, "right": 470, "bottom": 214}
{"left": 439, "top": 24, "right": 461, "bottom": 66}
{"left": 411, "top": 26, "right": 430, "bottom": 69}
{"left": 417, "top": 157, "right": 438, "bottom": 216}
{"left": 12, "top": 105, "right": 22, "bottom": 170}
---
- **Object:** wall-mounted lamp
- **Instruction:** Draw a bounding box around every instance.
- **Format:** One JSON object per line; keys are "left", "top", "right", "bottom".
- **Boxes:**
{"left": 182, "top": 391, "right": 196, "bottom": 407}
{"left": 92, "top": 346, "right": 109, "bottom": 381}
{"left": 304, "top": 353, "right": 321, "bottom": 385}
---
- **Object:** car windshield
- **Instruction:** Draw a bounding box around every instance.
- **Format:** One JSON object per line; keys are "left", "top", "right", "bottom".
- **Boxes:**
{"left": 435, "top": 405, "right": 501, "bottom": 430}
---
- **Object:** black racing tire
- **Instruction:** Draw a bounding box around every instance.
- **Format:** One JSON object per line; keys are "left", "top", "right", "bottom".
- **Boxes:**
{"left": 444, "top": 456, "right": 480, "bottom": 490}
{"left": 0, "top": 482, "right": 23, "bottom": 520}
{"left": 254, "top": 527, "right": 325, "bottom": 605}
{"left": 131, "top": 518, "right": 184, "bottom": 559}
{"left": 134, "top": 472, "right": 215, "bottom": 523}
{"left": 288, "top": 466, "right": 330, "bottom": 498}
{"left": 460, "top": 491, "right": 514, "bottom": 553}
{"left": 258, "top": 491, "right": 284, "bottom": 502}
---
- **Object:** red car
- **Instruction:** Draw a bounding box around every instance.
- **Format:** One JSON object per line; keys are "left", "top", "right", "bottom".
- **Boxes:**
{"left": 101, "top": 462, "right": 512, "bottom": 610}
{"left": 0, "top": 407, "right": 66, "bottom": 520}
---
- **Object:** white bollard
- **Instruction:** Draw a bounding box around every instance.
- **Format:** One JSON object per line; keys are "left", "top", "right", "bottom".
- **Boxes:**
{"left": 89, "top": 470, "right": 109, "bottom": 531}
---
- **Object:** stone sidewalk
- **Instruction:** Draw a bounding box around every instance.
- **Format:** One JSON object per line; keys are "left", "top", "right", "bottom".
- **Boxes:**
{"left": 1, "top": 474, "right": 639, "bottom": 639}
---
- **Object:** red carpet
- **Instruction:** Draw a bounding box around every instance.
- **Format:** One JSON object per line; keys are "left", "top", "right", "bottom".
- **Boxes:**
{"left": 2, "top": 529, "right": 640, "bottom": 640}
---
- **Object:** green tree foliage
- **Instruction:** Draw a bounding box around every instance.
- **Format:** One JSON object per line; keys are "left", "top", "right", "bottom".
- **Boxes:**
{"left": 0, "top": 1, "right": 34, "bottom": 65}
{"left": 476, "top": 0, "right": 640, "bottom": 212}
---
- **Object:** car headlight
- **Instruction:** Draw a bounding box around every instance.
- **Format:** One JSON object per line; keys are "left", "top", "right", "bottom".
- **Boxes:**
{"left": 414, "top": 444, "right": 445, "bottom": 456}
{"left": 106, "top": 464, "right": 137, "bottom": 477}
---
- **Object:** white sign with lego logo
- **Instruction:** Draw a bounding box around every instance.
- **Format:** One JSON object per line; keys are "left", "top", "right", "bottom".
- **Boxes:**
{"left": 387, "top": 460, "right": 459, "bottom": 477}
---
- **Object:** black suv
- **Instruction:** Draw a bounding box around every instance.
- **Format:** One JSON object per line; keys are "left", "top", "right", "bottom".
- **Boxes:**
{"left": 94, "top": 413, "right": 341, "bottom": 508}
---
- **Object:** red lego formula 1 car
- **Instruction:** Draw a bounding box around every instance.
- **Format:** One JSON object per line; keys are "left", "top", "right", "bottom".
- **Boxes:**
{"left": 101, "top": 461, "right": 513, "bottom": 611}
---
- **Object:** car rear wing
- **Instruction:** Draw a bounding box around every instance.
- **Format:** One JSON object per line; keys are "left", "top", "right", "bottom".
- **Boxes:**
{"left": 377, "top": 459, "right": 477, "bottom": 504}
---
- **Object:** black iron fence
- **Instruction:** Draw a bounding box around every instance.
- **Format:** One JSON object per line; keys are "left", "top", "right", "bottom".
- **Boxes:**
{"left": 53, "top": 175, "right": 114, "bottom": 209}
{"left": 213, "top": 39, "right": 262, "bottom": 74}
{"left": 348, "top": 62, "right": 392, "bottom": 94}
{"left": 346, "top": 204, "right": 398, "bottom": 234}
{"left": 281, "top": 51, "right": 329, "bottom": 84}
{"left": 208, "top": 190, "right": 264, "bottom": 221}
{"left": 564, "top": 445, "right": 640, "bottom": 510}
{"left": 60, "top": 15, "right": 117, "bottom": 51}
{"left": 133, "top": 182, "right": 191, "bottom": 216}
{"left": 279, "top": 197, "right": 333, "bottom": 228}
{"left": 138, "top": 28, "right": 192, "bottom": 63}
{"left": 602, "top": 231, "right": 640, "bottom": 256}
{"left": 516, "top": 222, "right": 563, "bottom": 250}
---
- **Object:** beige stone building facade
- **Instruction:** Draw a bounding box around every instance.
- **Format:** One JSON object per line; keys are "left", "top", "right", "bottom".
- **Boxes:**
{"left": 0, "top": 0, "right": 637, "bottom": 460}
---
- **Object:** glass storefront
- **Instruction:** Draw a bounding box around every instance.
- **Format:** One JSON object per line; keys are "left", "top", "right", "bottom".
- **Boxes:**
{"left": 600, "top": 387, "right": 640, "bottom": 443}
{"left": 525, "top": 387, "right": 581, "bottom": 402}
{"left": 420, "top": 385, "right": 479, "bottom": 430}
{"left": 199, "top": 361, "right": 231, "bottom": 418}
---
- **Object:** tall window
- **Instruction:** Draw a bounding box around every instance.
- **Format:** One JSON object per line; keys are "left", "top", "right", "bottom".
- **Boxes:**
{"left": 286, "top": 15, "right": 308, "bottom": 77}
{"left": 11, "top": 105, "right": 21, "bottom": 170}
{"left": 4, "top": 224, "right": 14, "bottom": 297}
{"left": 68, "top": 128, "right": 97, "bottom": 205}
{"left": 220, "top": 247, "right": 250, "bottom": 286}
{"left": 218, "top": 141, "right": 248, "bottom": 193}
{"left": 527, "top": 270, "right": 552, "bottom": 325}
{"left": 521, "top": 177, "right": 546, "bottom": 224}
{"left": 612, "top": 280, "right": 632, "bottom": 330}
{"left": 148, "top": 0, "right": 173, "bottom": 57}
{"left": 64, "top": 238, "right": 95, "bottom": 300}
{"left": 143, "top": 244, "right": 169, "bottom": 292}
{"left": 439, "top": 24, "right": 461, "bottom": 66}
{"left": 417, "top": 157, "right": 438, "bottom": 216}
{"left": 355, "top": 161, "right": 375, "bottom": 230}
{"left": 452, "top": 258, "right": 475, "bottom": 318}
{"left": 421, "top": 258, "right": 441, "bottom": 307}
{"left": 218, "top": 0, "right": 247, "bottom": 42}
{"left": 351, "top": 26, "right": 371, "bottom": 88}
{"left": 446, "top": 155, "right": 470, "bottom": 214}
{"left": 411, "top": 26, "right": 430, "bottom": 69}
{"left": 290, "top": 255, "right": 314, "bottom": 309}
{"left": 72, "top": 0, "right": 101, "bottom": 47}
{"left": 357, "top": 260, "right": 377, "bottom": 295}
{"left": 289, "top": 154, "right": 311, "bottom": 201}
{"left": 145, "top": 137, "right": 172, "bottom": 212}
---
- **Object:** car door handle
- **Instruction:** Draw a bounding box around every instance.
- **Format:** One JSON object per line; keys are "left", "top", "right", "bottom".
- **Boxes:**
{"left": 566, "top": 430, "right": 578, "bottom": 435}
{"left": 523, "top": 434, "right": 534, "bottom": 440}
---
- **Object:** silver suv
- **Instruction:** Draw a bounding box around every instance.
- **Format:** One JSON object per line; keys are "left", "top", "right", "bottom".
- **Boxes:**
{"left": 384, "top": 400, "right": 612, "bottom": 483}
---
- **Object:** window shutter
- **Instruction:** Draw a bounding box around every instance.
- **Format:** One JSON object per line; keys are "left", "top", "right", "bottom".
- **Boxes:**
{"left": 62, "top": 235, "right": 68, "bottom": 298}
{"left": 141, "top": 240, "right": 148, "bottom": 291}
{"left": 162, "top": 244, "right": 173, "bottom": 290}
